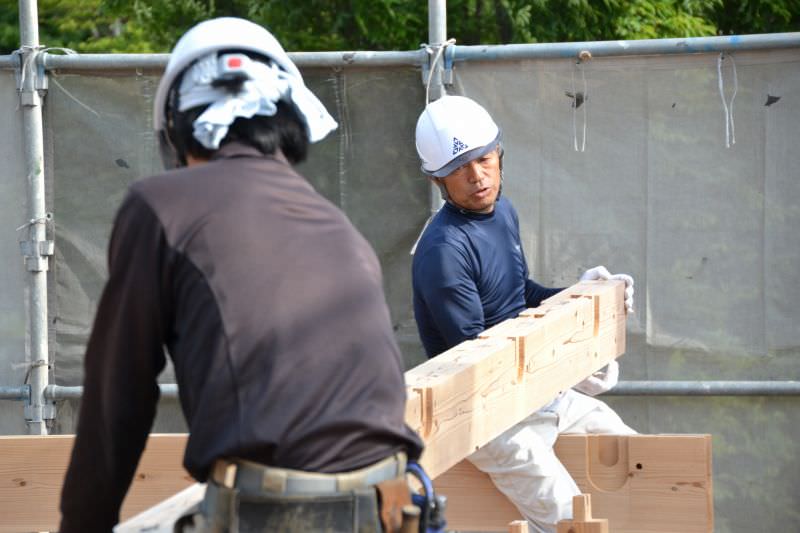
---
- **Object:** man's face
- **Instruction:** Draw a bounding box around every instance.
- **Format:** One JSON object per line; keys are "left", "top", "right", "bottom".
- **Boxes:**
{"left": 439, "top": 147, "right": 501, "bottom": 213}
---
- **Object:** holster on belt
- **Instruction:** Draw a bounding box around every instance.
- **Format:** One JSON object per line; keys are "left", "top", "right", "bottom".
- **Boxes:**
{"left": 201, "top": 481, "right": 240, "bottom": 533}
{"left": 375, "top": 477, "right": 412, "bottom": 533}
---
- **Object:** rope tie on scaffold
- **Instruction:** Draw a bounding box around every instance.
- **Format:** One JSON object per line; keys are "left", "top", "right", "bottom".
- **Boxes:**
{"left": 16, "top": 212, "right": 53, "bottom": 233}
{"left": 424, "top": 38, "right": 457, "bottom": 105}
{"left": 717, "top": 52, "right": 738, "bottom": 148}
{"left": 571, "top": 50, "right": 591, "bottom": 152}
{"left": 15, "top": 45, "right": 77, "bottom": 89}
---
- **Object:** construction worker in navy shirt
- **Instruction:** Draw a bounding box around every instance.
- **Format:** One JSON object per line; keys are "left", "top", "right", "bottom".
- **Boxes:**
{"left": 411, "top": 95, "right": 636, "bottom": 533}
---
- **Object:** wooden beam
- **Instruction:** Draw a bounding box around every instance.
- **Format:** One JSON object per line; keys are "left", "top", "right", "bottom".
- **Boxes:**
{"left": 433, "top": 434, "right": 714, "bottom": 533}
{"left": 404, "top": 336, "right": 520, "bottom": 478}
{"left": 406, "top": 280, "right": 626, "bottom": 478}
{"left": 0, "top": 434, "right": 192, "bottom": 533}
{"left": 0, "top": 433, "right": 713, "bottom": 533}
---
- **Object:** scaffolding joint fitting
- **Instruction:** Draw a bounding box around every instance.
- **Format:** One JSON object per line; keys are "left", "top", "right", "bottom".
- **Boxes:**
{"left": 420, "top": 41, "right": 456, "bottom": 88}
{"left": 12, "top": 46, "right": 48, "bottom": 107}
{"left": 24, "top": 402, "right": 55, "bottom": 422}
{"left": 19, "top": 239, "right": 54, "bottom": 272}
{"left": 25, "top": 381, "right": 55, "bottom": 422}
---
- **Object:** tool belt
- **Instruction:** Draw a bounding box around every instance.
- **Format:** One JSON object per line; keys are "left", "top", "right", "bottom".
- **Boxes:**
{"left": 210, "top": 452, "right": 407, "bottom": 495}
{"left": 185, "top": 452, "right": 415, "bottom": 533}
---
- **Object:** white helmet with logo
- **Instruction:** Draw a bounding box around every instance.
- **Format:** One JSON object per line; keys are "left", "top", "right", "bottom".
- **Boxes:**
{"left": 415, "top": 95, "right": 501, "bottom": 178}
{"left": 153, "top": 17, "right": 336, "bottom": 168}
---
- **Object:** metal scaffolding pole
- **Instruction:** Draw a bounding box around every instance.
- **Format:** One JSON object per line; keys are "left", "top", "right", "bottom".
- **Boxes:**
{"left": 451, "top": 32, "right": 800, "bottom": 62}
{"left": 1, "top": 381, "right": 798, "bottom": 403}
{"left": 0, "top": 386, "right": 30, "bottom": 401}
{"left": 426, "top": 0, "right": 447, "bottom": 217}
{"left": 34, "top": 50, "right": 424, "bottom": 71}
{"left": 17, "top": 0, "right": 53, "bottom": 435}
{"left": 44, "top": 384, "right": 179, "bottom": 401}
{"left": 427, "top": 0, "right": 447, "bottom": 101}
{"left": 607, "top": 380, "right": 800, "bottom": 396}
{"left": 1, "top": 32, "right": 798, "bottom": 74}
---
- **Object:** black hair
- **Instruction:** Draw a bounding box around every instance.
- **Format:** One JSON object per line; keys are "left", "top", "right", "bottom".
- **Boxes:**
{"left": 164, "top": 54, "right": 310, "bottom": 165}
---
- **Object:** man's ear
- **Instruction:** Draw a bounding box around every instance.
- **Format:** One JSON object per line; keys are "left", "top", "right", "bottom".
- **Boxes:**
{"left": 428, "top": 176, "right": 448, "bottom": 201}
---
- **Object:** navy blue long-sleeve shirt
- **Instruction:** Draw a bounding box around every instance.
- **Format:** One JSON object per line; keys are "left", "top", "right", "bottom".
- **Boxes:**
{"left": 412, "top": 197, "right": 562, "bottom": 357}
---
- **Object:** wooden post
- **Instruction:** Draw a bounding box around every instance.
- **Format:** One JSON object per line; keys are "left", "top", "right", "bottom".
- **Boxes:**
{"left": 556, "top": 494, "right": 609, "bottom": 533}
{"left": 509, "top": 519, "right": 529, "bottom": 533}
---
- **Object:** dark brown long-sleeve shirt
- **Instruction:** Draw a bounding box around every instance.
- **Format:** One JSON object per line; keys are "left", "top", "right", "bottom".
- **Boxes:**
{"left": 59, "top": 143, "right": 423, "bottom": 532}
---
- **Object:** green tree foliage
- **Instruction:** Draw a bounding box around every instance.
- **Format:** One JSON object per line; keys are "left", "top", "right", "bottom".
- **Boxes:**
{"left": 96, "top": 0, "right": 428, "bottom": 52}
{"left": 0, "top": 0, "right": 158, "bottom": 53}
{"left": 450, "top": 0, "right": 717, "bottom": 44}
{"left": 711, "top": 0, "right": 800, "bottom": 34}
{"left": 0, "top": 0, "right": 797, "bottom": 54}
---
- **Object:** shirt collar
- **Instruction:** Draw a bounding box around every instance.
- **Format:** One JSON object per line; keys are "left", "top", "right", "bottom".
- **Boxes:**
{"left": 209, "top": 141, "right": 289, "bottom": 165}
{"left": 443, "top": 199, "right": 498, "bottom": 220}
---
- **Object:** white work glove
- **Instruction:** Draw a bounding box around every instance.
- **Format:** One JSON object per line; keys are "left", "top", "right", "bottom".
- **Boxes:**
{"left": 579, "top": 265, "right": 634, "bottom": 313}
{"left": 574, "top": 360, "right": 620, "bottom": 396}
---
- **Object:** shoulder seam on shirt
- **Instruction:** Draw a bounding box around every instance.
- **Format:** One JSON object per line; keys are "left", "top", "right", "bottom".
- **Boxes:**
{"left": 123, "top": 187, "right": 244, "bottom": 459}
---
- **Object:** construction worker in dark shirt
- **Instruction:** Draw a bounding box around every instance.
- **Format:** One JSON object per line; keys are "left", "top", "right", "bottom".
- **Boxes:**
{"left": 59, "top": 17, "right": 423, "bottom": 532}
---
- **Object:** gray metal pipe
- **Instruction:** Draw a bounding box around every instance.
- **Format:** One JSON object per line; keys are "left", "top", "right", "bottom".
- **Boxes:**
{"left": 0, "top": 54, "right": 16, "bottom": 68}
{"left": 427, "top": 0, "right": 447, "bottom": 99}
{"left": 0, "top": 381, "right": 787, "bottom": 401}
{"left": 39, "top": 50, "right": 424, "bottom": 71}
{"left": 4, "top": 33, "right": 800, "bottom": 74}
{"left": 426, "top": 0, "right": 447, "bottom": 216}
{"left": 18, "top": 0, "right": 51, "bottom": 436}
{"left": 607, "top": 380, "right": 800, "bottom": 396}
{"left": 44, "top": 384, "right": 180, "bottom": 400}
{"left": 0, "top": 386, "right": 30, "bottom": 401}
{"left": 453, "top": 32, "right": 800, "bottom": 62}
{"left": 290, "top": 50, "right": 424, "bottom": 68}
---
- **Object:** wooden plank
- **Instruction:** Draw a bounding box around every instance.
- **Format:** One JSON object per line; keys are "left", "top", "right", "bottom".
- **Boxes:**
{"left": 560, "top": 434, "right": 714, "bottom": 533}
{"left": 0, "top": 434, "right": 191, "bottom": 533}
{"left": 432, "top": 459, "right": 520, "bottom": 531}
{"left": 434, "top": 434, "right": 714, "bottom": 533}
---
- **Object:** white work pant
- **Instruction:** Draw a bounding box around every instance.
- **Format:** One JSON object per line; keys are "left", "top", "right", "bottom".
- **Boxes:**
{"left": 467, "top": 389, "right": 636, "bottom": 533}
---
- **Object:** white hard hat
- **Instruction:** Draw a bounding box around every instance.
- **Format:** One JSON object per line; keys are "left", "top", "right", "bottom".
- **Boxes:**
{"left": 415, "top": 95, "right": 501, "bottom": 178}
{"left": 153, "top": 17, "right": 301, "bottom": 134}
